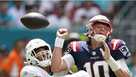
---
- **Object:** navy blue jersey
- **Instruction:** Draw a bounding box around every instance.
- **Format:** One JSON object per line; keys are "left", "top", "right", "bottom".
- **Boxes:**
{"left": 66, "top": 39, "right": 131, "bottom": 77}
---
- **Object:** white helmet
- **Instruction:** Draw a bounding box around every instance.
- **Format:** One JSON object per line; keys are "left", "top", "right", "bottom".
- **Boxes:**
{"left": 89, "top": 15, "right": 110, "bottom": 23}
{"left": 86, "top": 15, "right": 112, "bottom": 36}
{"left": 25, "top": 38, "right": 52, "bottom": 67}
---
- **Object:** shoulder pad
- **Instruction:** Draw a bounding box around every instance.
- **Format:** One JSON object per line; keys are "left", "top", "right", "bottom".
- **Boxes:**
{"left": 68, "top": 41, "right": 82, "bottom": 52}
{"left": 110, "top": 39, "right": 130, "bottom": 59}
{"left": 110, "top": 39, "right": 125, "bottom": 50}
{"left": 21, "top": 66, "right": 37, "bottom": 77}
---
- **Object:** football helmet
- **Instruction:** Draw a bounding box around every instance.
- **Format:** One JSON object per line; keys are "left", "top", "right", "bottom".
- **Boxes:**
{"left": 86, "top": 15, "right": 112, "bottom": 41}
{"left": 25, "top": 38, "right": 52, "bottom": 67}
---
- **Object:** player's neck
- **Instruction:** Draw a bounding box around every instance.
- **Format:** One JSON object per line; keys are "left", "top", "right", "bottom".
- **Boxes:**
{"left": 91, "top": 39, "right": 102, "bottom": 49}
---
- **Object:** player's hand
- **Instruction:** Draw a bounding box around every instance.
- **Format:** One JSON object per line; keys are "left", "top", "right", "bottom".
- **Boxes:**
{"left": 57, "top": 28, "right": 69, "bottom": 39}
{"left": 100, "top": 42, "right": 111, "bottom": 60}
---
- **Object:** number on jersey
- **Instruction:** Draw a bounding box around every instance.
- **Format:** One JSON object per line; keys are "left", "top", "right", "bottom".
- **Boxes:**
{"left": 84, "top": 61, "right": 109, "bottom": 77}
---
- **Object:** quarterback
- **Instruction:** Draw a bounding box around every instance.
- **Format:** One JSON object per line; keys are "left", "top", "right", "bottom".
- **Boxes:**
{"left": 51, "top": 15, "right": 132, "bottom": 77}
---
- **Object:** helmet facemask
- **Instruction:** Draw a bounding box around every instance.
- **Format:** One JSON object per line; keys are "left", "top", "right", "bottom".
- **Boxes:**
{"left": 86, "top": 21, "right": 112, "bottom": 42}
{"left": 25, "top": 39, "right": 52, "bottom": 68}
{"left": 32, "top": 46, "right": 52, "bottom": 67}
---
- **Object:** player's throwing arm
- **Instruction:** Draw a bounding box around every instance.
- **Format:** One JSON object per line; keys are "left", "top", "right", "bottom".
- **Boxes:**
{"left": 51, "top": 28, "right": 69, "bottom": 72}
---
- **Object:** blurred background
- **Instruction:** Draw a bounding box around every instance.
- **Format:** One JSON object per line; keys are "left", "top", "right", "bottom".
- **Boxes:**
{"left": 0, "top": 0, "right": 136, "bottom": 77}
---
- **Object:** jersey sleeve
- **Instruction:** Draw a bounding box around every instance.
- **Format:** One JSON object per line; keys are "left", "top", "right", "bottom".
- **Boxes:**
{"left": 62, "top": 48, "right": 75, "bottom": 69}
{"left": 110, "top": 39, "right": 131, "bottom": 60}
{"left": 63, "top": 41, "right": 83, "bottom": 70}
{"left": 63, "top": 41, "right": 81, "bottom": 69}
{"left": 62, "top": 54, "right": 75, "bottom": 70}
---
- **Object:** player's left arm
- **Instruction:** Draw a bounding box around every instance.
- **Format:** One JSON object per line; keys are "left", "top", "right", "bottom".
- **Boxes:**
{"left": 101, "top": 41, "right": 132, "bottom": 77}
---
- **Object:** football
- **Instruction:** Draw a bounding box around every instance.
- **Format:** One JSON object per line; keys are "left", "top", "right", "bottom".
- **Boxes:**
{"left": 20, "top": 12, "right": 49, "bottom": 29}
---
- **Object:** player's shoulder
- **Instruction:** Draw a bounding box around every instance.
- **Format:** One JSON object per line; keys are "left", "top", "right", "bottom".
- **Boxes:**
{"left": 68, "top": 41, "right": 86, "bottom": 52}
{"left": 109, "top": 39, "right": 131, "bottom": 59}
{"left": 20, "top": 65, "right": 38, "bottom": 77}
{"left": 20, "top": 65, "right": 50, "bottom": 77}
{"left": 21, "top": 65, "right": 45, "bottom": 74}
{"left": 109, "top": 39, "right": 126, "bottom": 50}
{"left": 21, "top": 65, "right": 38, "bottom": 74}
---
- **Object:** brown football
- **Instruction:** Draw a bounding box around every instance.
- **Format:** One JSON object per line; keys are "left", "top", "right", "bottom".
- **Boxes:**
{"left": 21, "top": 12, "right": 49, "bottom": 29}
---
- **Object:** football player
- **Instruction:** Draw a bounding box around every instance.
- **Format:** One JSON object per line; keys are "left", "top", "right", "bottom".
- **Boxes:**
{"left": 51, "top": 15, "right": 132, "bottom": 77}
{"left": 20, "top": 38, "right": 89, "bottom": 77}
{"left": 20, "top": 38, "right": 53, "bottom": 77}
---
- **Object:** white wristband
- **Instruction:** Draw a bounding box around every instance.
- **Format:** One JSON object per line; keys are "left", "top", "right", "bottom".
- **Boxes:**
{"left": 106, "top": 56, "right": 121, "bottom": 71}
{"left": 55, "top": 37, "right": 65, "bottom": 48}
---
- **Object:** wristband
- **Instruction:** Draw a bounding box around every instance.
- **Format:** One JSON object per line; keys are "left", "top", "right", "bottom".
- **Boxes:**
{"left": 106, "top": 56, "right": 121, "bottom": 71}
{"left": 55, "top": 37, "right": 65, "bottom": 48}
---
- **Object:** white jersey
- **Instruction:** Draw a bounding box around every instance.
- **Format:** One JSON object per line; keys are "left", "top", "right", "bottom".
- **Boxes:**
{"left": 20, "top": 65, "right": 89, "bottom": 77}
{"left": 20, "top": 65, "right": 51, "bottom": 77}
{"left": 53, "top": 70, "right": 89, "bottom": 77}
{"left": 64, "top": 70, "right": 90, "bottom": 77}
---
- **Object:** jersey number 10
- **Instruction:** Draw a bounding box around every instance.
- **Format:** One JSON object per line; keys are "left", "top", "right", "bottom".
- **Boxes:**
{"left": 84, "top": 61, "right": 110, "bottom": 77}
